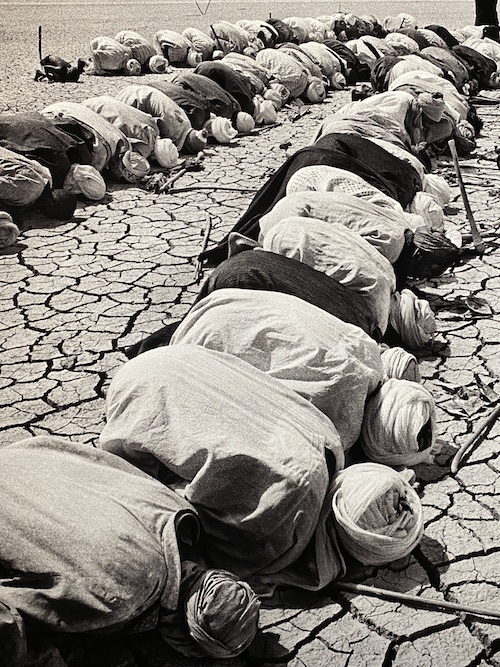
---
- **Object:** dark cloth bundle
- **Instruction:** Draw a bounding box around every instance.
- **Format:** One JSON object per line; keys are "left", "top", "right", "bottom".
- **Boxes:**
{"left": 147, "top": 80, "right": 211, "bottom": 130}
{"left": 325, "top": 38, "right": 371, "bottom": 82}
{"left": 370, "top": 55, "right": 402, "bottom": 92}
{"left": 125, "top": 249, "right": 381, "bottom": 358}
{"left": 194, "top": 61, "right": 255, "bottom": 116}
{"left": 265, "top": 18, "right": 298, "bottom": 43}
{"left": 0, "top": 112, "right": 91, "bottom": 187}
{"left": 199, "top": 132, "right": 422, "bottom": 266}
{"left": 452, "top": 44, "right": 497, "bottom": 90}
{"left": 39, "top": 55, "right": 85, "bottom": 82}
{"left": 172, "top": 71, "right": 241, "bottom": 120}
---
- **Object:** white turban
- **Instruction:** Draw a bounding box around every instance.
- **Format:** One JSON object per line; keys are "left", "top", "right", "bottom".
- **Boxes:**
{"left": 390, "top": 289, "right": 436, "bottom": 350}
{"left": 149, "top": 55, "right": 170, "bottom": 73}
{"left": 119, "top": 149, "right": 150, "bottom": 183}
{"left": 380, "top": 346, "right": 421, "bottom": 382}
{"left": 206, "top": 116, "right": 238, "bottom": 144}
{"left": 0, "top": 212, "right": 20, "bottom": 248}
{"left": 63, "top": 164, "right": 107, "bottom": 200}
{"left": 154, "top": 138, "right": 179, "bottom": 168}
{"left": 253, "top": 96, "right": 278, "bottom": 124}
{"left": 408, "top": 192, "right": 445, "bottom": 231}
{"left": 361, "top": 378, "right": 437, "bottom": 467}
{"left": 422, "top": 174, "right": 451, "bottom": 207}
{"left": 331, "top": 462, "right": 423, "bottom": 565}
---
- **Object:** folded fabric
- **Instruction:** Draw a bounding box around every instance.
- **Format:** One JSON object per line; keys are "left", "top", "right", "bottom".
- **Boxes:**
{"left": 82, "top": 95, "right": 159, "bottom": 158}
{"left": 331, "top": 461, "right": 423, "bottom": 565}
{"left": 170, "top": 288, "right": 383, "bottom": 449}
{"left": 90, "top": 36, "right": 131, "bottom": 74}
{"left": 261, "top": 216, "right": 396, "bottom": 334}
{"left": 100, "top": 344, "right": 344, "bottom": 593}
{"left": 114, "top": 30, "right": 156, "bottom": 65}
{"left": 390, "top": 288, "right": 437, "bottom": 349}
{"left": 0, "top": 146, "right": 52, "bottom": 206}
{"left": 115, "top": 84, "right": 192, "bottom": 149}
{"left": 380, "top": 346, "right": 421, "bottom": 382}
{"left": 361, "top": 378, "right": 437, "bottom": 467}
{"left": 261, "top": 188, "right": 407, "bottom": 264}
{"left": 422, "top": 173, "right": 451, "bottom": 207}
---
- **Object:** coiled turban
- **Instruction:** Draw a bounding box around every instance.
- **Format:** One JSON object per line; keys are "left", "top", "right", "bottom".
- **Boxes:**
{"left": 331, "top": 461, "right": 424, "bottom": 565}
{"left": 380, "top": 346, "right": 421, "bottom": 382}
{"left": 361, "top": 378, "right": 437, "bottom": 467}
{"left": 185, "top": 570, "right": 260, "bottom": 658}
{"left": 390, "top": 288, "right": 436, "bottom": 350}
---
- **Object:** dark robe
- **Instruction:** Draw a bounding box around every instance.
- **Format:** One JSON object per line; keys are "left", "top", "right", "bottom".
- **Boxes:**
{"left": 171, "top": 71, "right": 241, "bottom": 121}
{"left": 147, "top": 80, "right": 211, "bottom": 130}
{"left": 452, "top": 44, "right": 497, "bottom": 90}
{"left": 0, "top": 112, "right": 91, "bottom": 187}
{"left": 193, "top": 61, "right": 255, "bottom": 117}
{"left": 370, "top": 55, "right": 402, "bottom": 92}
{"left": 424, "top": 25, "right": 460, "bottom": 48}
{"left": 124, "top": 250, "right": 381, "bottom": 358}
{"left": 266, "top": 18, "right": 298, "bottom": 44}
{"left": 475, "top": 0, "right": 499, "bottom": 25}
{"left": 323, "top": 38, "right": 368, "bottom": 83}
{"left": 199, "top": 132, "right": 422, "bottom": 267}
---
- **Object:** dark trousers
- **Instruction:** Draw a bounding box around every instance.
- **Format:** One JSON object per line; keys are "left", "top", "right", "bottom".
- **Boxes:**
{"left": 475, "top": 0, "right": 499, "bottom": 25}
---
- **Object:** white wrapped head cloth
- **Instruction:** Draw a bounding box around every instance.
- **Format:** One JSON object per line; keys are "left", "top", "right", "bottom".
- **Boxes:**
{"left": 390, "top": 288, "right": 436, "bottom": 350}
{"left": 331, "top": 462, "right": 424, "bottom": 565}
{"left": 154, "top": 138, "right": 179, "bottom": 168}
{"left": 0, "top": 211, "right": 20, "bottom": 248}
{"left": 409, "top": 192, "right": 445, "bottom": 232}
{"left": 119, "top": 149, "right": 150, "bottom": 183}
{"left": 63, "top": 164, "right": 106, "bottom": 200}
{"left": 149, "top": 55, "right": 169, "bottom": 73}
{"left": 305, "top": 76, "right": 327, "bottom": 103}
{"left": 422, "top": 174, "right": 451, "bottom": 207}
{"left": 361, "top": 378, "right": 437, "bottom": 467}
{"left": 186, "top": 570, "right": 260, "bottom": 658}
{"left": 124, "top": 58, "right": 142, "bottom": 76}
{"left": 208, "top": 116, "right": 238, "bottom": 143}
{"left": 380, "top": 346, "right": 421, "bottom": 383}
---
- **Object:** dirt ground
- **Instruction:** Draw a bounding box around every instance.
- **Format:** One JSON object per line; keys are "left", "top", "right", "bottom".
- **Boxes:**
{"left": 2, "top": 67, "right": 500, "bottom": 665}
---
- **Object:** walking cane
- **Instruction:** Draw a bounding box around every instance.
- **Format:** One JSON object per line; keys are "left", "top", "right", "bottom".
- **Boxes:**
{"left": 448, "top": 139, "right": 485, "bottom": 255}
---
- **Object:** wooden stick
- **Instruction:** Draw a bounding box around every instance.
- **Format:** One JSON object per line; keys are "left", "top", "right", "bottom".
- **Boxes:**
{"left": 448, "top": 139, "right": 485, "bottom": 255}
{"left": 334, "top": 581, "right": 500, "bottom": 620}
{"left": 193, "top": 216, "right": 212, "bottom": 283}
{"left": 450, "top": 402, "right": 500, "bottom": 474}
{"left": 38, "top": 25, "right": 42, "bottom": 62}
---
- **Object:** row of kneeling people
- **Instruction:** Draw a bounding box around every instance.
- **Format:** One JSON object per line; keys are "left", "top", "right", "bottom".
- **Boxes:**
{"left": 1, "top": 11, "right": 497, "bottom": 246}
{"left": 0, "top": 25, "right": 486, "bottom": 664}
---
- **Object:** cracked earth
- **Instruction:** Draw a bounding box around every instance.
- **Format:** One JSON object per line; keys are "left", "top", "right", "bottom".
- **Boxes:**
{"left": 2, "top": 83, "right": 500, "bottom": 665}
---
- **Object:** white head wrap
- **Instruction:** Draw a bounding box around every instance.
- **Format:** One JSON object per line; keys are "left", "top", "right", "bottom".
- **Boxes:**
{"left": 331, "top": 462, "right": 424, "bottom": 565}
{"left": 148, "top": 55, "right": 170, "bottom": 73}
{"left": 187, "top": 49, "right": 202, "bottom": 67}
{"left": 361, "top": 378, "right": 437, "bottom": 467}
{"left": 154, "top": 138, "right": 179, "bottom": 168}
{"left": 380, "top": 346, "right": 421, "bottom": 383}
{"left": 0, "top": 212, "right": 20, "bottom": 248}
{"left": 124, "top": 58, "right": 142, "bottom": 76}
{"left": 206, "top": 116, "right": 238, "bottom": 144}
{"left": 390, "top": 289, "right": 436, "bottom": 350}
{"left": 63, "top": 164, "right": 107, "bottom": 200}
{"left": 408, "top": 192, "right": 445, "bottom": 232}
{"left": 235, "top": 112, "right": 255, "bottom": 133}
{"left": 422, "top": 174, "right": 451, "bottom": 207}
{"left": 253, "top": 96, "right": 278, "bottom": 125}
{"left": 119, "top": 149, "right": 150, "bottom": 183}
{"left": 305, "top": 77, "right": 327, "bottom": 103}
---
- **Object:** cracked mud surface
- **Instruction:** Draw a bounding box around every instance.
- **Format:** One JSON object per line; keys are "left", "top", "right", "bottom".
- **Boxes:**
{"left": 2, "top": 86, "right": 500, "bottom": 665}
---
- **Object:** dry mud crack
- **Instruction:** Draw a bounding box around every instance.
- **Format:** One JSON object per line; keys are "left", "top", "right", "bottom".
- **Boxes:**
{"left": 2, "top": 92, "right": 500, "bottom": 666}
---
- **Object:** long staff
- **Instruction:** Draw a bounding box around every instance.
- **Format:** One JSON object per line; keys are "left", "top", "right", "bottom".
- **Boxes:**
{"left": 448, "top": 139, "right": 485, "bottom": 255}
{"left": 334, "top": 581, "right": 500, "bottom": 620}
{"left": 450, "top": 402, "right": 500, "bottom": 474}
